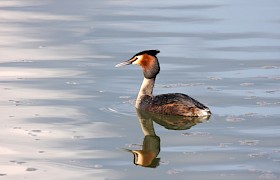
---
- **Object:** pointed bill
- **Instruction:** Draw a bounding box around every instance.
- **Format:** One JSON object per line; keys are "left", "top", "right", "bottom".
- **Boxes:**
{"left": 115, "top": 60, "right": 132, "bottom": 67}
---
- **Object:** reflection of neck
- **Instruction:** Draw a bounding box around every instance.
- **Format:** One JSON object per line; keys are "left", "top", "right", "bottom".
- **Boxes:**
{"left": 135, "top": 109, "right": 161, "bottom": 167}
{"left": 136, "top": 109, "right": 156, "bottom": 136}
{"left": 135, "top": 77, "right": 155, "bottom": 108}
{"left": 139, "top": 116, "right": 156, "bottom": 136}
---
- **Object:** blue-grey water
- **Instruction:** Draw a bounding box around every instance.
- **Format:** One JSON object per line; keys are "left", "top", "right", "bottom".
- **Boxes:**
{"left": 0, "top": 0, "right": 279, "bottom": 179}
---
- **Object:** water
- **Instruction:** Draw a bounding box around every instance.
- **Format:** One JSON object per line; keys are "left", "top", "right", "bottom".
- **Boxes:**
{"left": 0, "top": 0, "right": 279, "bottom": 179}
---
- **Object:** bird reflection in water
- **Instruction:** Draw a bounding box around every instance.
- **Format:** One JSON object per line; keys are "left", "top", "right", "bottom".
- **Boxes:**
{"left": 123, "top": 109, "right": 210, "bottom": 168}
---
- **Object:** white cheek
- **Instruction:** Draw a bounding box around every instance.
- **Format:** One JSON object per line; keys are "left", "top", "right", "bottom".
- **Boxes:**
{"left": 132, "top": 56, "right": 142, "bottom": 65}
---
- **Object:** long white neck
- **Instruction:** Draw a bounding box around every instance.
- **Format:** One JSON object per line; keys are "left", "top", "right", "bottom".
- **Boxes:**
{"left": 135, "top": 77, "right": 155, "bottom": 108}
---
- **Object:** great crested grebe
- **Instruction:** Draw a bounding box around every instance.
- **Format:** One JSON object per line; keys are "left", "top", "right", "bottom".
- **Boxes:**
{"left": 115, "top": 50, "right": 211, "bottom": 117}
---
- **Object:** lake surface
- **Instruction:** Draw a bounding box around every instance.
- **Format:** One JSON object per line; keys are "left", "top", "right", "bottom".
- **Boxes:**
{"left": 0, "top": 0, "right": 279, "bottom": 179}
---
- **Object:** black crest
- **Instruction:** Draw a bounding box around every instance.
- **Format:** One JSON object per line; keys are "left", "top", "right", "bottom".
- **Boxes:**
{"left": 134, "top": 50, "right": 160, "bottom": 57}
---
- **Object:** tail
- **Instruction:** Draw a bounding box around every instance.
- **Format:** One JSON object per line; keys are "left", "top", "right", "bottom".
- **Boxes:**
{"left": 200, "top": 108, "right": 211, "bottom": 116}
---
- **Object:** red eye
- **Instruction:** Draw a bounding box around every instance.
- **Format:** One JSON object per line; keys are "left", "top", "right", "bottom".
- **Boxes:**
{"left": 131, "top": 57, "right": 138, "bottom": 62}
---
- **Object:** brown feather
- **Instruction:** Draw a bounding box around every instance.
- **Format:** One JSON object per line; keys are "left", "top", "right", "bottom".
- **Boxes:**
{"left": 138, "top": 93, "right": 211, "bottom": 117}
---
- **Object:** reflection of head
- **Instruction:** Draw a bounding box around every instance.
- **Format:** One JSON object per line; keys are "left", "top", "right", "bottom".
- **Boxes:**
{"left": 127, "top": 135, "right": 160, "bottom": 168}
{"left": 132, "top": 150, "right": 160, "bottom": 168}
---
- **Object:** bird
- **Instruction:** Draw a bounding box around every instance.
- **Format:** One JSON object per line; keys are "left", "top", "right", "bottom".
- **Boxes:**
{"left": 115, "top": 50, "right": 211, "bottom": 117}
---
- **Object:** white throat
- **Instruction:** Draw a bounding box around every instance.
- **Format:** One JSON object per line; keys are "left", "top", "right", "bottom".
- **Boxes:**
{"left": 135, "top": 77, "right": 155, "bottom": 108}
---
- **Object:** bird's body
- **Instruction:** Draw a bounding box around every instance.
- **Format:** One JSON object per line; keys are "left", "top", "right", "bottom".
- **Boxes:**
{"left": 116, "top": 50, "right": 211, "bottom": 117}
{"left": 138, "top": 93, "right": 210, "bottom": 117}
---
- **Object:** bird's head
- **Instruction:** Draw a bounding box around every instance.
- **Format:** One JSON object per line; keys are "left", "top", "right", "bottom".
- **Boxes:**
{"left": 116, "top": 50, "right": 160, "bottom": 79}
